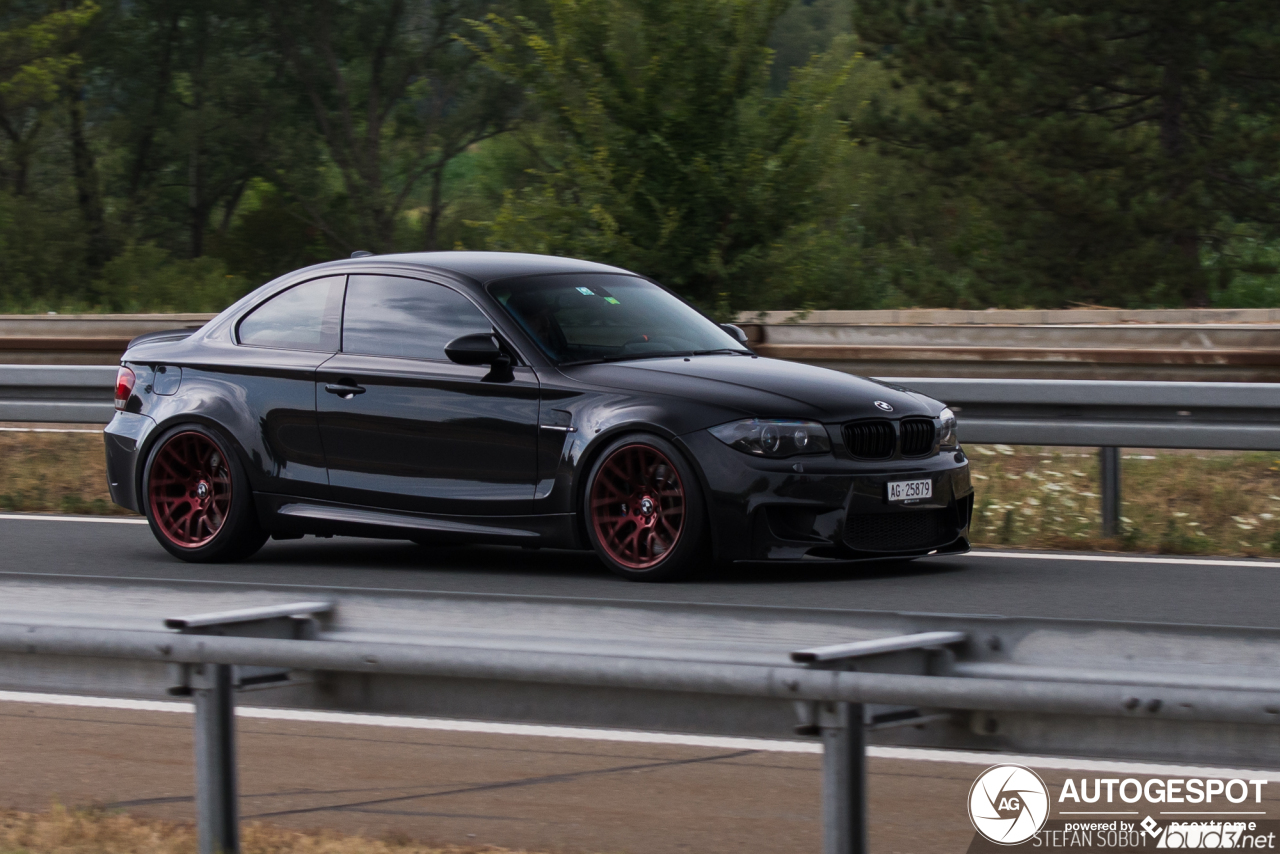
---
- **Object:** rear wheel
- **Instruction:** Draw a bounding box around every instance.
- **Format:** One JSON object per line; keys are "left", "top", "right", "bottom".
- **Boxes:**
{"left": 143, "top": 424, "right": 267, "bottom": 563}
{"left": 584, "top": 434, "right": 707, "bottom": 581}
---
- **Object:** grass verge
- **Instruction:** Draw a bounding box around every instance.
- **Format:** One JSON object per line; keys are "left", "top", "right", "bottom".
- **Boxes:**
{"left": 4, "top": 429, "right": 1280, "bottom": 557}
{"left": 0, "top": 806, "right": 529, "bottom": 854}
{"left": 0, "top": 428, "right": 128, "bottom": 515}
{"left": 968, "top": 444, "right": 1280, "bottom": 557}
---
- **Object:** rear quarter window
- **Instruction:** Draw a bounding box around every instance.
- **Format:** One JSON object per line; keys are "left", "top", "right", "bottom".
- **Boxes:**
{"left": 237, "top": 277, "right": 344, "bottom": 351}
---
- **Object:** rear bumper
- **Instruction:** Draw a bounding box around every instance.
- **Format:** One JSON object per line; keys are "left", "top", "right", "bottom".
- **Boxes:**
{"left": 681, "top": 430, "right": 973, "bottom": 563}
{"left": 104, "top": 411, "right": 156, "bottom": 514}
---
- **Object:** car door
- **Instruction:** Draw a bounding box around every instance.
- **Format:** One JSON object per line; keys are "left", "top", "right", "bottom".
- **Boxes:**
{"left": 316, "top": 274, "right": 540, "bottom": 516}
{"left": 227, "top": 274, "right": 345, "bottom": 499}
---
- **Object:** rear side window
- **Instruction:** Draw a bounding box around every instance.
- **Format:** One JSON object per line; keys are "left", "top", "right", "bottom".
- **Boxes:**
{"left": 342, "top": 275, "right": 492, "bottom": 361}
{"left": 238, "top": 276, "right": 344, "bottom": 351}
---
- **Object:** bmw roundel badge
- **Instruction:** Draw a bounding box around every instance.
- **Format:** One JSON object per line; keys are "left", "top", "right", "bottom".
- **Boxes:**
{"left": 874, "top": 400, "right": 894, "bottom": 412}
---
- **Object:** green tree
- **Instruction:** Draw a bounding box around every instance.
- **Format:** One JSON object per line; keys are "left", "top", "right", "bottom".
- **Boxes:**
{"left": 853, "top": 0, "right": 1280, "bottom": 306}
{"left": 0, "top": 1, "right": 96, "bottom": 195}
{"left": 0, "top": 1, "right": 99, "bottom": 308}
{"left": 264, "top": 0, "right": 522, "bottom": 254}
{"left": 767, "top": 0, "right": 851, "bottom": 94}
{"left": 94, "top": 0, "right": 285, "bottom": 260}
{"left": 467, "top": 0, "right": 854, "bottom": 311}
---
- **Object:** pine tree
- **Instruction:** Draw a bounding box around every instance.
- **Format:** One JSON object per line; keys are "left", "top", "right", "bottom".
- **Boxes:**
{"left": 853, "top": 0, "right": 1280, "bottom": 306}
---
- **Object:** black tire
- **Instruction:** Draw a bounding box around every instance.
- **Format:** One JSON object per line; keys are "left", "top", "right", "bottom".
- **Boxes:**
{"left": 583, "top": 433, "right": 709, "bottom": 581}
{"left": 141, "top": 423, "right": 268, "bottom": 563}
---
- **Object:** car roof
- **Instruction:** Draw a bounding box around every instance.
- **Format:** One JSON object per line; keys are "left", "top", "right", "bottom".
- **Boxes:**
{"left": 317, "top": 251, "right": 635, "bottom": 284}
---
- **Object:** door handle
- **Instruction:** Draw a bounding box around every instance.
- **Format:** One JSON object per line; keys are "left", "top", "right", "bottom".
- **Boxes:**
{"left": 324, "top": 382, "right": 366, "bottom": 399}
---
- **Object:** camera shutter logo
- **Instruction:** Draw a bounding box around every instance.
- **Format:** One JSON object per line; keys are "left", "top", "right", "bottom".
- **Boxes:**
{"left": 874, "top": 400, "right": 893, "bottom": 412}
{"left": 968, "top": 764, "right": 1050, "bottom": 845}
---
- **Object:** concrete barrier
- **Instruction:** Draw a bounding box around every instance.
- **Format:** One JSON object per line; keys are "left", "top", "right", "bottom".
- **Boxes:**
{"left": 737, "top": 309, "right": 1280, "bottom": 381}
{"left": 0, "top": 314, "right": 215, "bottom": 364}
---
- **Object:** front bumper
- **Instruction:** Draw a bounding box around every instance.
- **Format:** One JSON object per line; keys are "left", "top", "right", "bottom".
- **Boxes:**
{"left": 104, "top": 411, "right": 156, "bottom": 513}
{"left": 681, "top": 430, "right": 974, "bottom": 563}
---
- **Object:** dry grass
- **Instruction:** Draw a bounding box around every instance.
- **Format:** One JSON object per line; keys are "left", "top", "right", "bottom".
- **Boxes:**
{"left": 0, "top": 806, "right": 537, "bottom": 854}
{"left": 4, "top": 429, "right": 1280, "bottom": 557}
{"left": 968, "top": 444, "right": 1280, "bottom": 556}
{"left": 0, "top": 428, "right": 130, "bottom": 515}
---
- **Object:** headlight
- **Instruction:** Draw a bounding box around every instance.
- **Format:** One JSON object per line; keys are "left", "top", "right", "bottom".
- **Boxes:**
{"left": 939, "top": 407, "right": 958, "bottom": 449}
{"left": 708, "top": 419, "right": 832, "bottom": 458}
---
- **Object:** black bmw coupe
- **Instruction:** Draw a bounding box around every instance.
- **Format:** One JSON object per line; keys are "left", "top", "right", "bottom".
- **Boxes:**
{"left": 104, "top": 251, "right": 972, "bottom": 580}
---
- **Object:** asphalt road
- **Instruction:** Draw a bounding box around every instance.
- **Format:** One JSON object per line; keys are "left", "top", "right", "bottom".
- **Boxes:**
{"left": 2, "top": 514, "right": 1277, "bottom": 627}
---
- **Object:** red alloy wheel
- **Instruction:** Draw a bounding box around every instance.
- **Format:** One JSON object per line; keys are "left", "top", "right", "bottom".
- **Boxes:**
{"left": 590, "top": 443, "right": 686, "bottom": 569}
{"left": 147, "top": 431, "right": 233, "bottom": 548}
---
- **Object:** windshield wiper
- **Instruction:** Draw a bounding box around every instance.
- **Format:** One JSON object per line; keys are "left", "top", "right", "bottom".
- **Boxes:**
{"left": 689, "top": 349, "right": 751, "bottom": 356}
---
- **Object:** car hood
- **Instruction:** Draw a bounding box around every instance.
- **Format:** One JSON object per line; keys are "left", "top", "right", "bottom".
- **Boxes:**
{"left": 560, "top": 355, "right": 940, "bottom": 423}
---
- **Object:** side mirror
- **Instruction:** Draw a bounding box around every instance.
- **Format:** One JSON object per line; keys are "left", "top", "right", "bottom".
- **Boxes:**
{"left": 720, "top": 323, "right": 749, "bottom": 345}
{"left": 445, "top": 333, "right": 505, "bottom": 366}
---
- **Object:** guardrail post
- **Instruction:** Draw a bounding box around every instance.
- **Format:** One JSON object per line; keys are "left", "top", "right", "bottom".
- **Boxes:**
{"left": 193, "top": 663, "right": 238, "bottom": 854}
{"left": 167, "top": 602, "right": 331, "bottom": 854}
{"left": 1099, "top": 447, "right": 1121, "bottom": 537}
{"left": 820, "top": 701, "right": 867, "bottom": 854}
{"left": 791, "top": 633, "right": 968, "bottom": 854}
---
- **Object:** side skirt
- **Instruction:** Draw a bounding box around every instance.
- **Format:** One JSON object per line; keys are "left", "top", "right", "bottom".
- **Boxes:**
{"left": 254, "top": 494, "right": 582, "bottom": 548}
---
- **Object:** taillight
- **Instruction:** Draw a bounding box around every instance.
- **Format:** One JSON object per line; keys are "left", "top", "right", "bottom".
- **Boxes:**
{"left": 114, "top": 366, "right": 136, "bottom": 411}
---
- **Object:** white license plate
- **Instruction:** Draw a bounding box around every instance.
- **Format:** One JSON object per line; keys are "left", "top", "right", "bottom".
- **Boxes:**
{"left": 887, "top": 478, "right": 932, "bottom": 503}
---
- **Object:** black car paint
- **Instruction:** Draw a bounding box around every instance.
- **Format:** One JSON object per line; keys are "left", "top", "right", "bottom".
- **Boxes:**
{"left": 105, "top": 251, "right": 972, "bottom": 562}
{"left": 315, "top": 354, "right": 542, "bottom": 515}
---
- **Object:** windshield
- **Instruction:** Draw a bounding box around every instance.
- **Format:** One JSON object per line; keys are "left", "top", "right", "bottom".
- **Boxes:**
{"left": 489, "top": 274, "right": 749, "bottom": 364}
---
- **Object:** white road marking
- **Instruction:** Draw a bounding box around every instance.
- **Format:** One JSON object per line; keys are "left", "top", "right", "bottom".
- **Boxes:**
{"left": 0, "top": 513, "right": 147, "bottom": 524}
{"left": 964, "top": 550, "right": 1280, "bottom": 570}
{"left": 0, "top": 427, "right": 103, "bottom": 434}
{"left": 2, "top": 690, "right": 1277, "bottom": 779}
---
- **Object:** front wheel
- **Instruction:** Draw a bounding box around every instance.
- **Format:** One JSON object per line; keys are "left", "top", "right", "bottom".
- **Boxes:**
{"left": 584, "top": 434, "right": 708, "bottom": 581}
{"left": 142, "top": 424, "right": 268, "bottom": 563}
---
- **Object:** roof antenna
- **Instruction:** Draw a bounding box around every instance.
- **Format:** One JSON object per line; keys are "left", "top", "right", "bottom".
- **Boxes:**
{"left": 350, "top": 250, "right": 373, "bottom": 258}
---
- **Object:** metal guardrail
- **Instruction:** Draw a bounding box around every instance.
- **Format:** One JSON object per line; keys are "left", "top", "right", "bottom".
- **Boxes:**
{"left": 890, "top": 377, "right": 1280, "bottom": 535}
{"left": 897, "top": 377, "right": 1280, "bottom": 450}
{"left": 6, "top": 583, "right": 1280, "bottom": 854}
{"left": 739, "top": 313, "right": 1280, "bottom": 382}
{"left": 739, "top": 308, "right": 1280, "bottom": 325}
{"left": 0, "top": 365, "right": 117, "bottom": 422}
{"left": 0, "top": 314, "right": 214, "bottom": 366}
{"left": 8, "top": 367, "right": 1280, "bottom": 444}
{"left": 5, "top": 311, "right": 1280, "bottom": 376}
{"left": 5, "top": 366, "right": 1277, "bottom": 534}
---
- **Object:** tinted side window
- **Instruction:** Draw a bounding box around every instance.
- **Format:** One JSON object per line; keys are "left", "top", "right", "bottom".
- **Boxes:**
{"left": 238, "top": 277, "right": 344, "bottom": 351}
{"left": 342, "top": 275, "right": 492, "bottom": 361}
